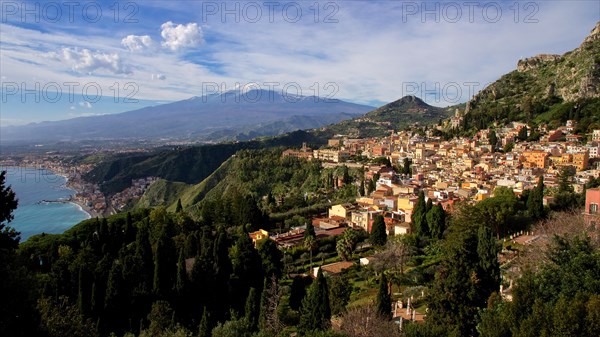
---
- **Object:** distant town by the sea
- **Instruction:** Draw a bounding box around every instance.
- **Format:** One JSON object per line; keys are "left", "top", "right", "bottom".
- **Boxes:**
{"left": 2, "top": 167, "right": 91, "bottom": 241}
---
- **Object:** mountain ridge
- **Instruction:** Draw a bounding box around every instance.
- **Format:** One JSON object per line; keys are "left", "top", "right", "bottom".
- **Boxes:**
{"left": 0, "top": 89, "right": 374, "bottom": 143}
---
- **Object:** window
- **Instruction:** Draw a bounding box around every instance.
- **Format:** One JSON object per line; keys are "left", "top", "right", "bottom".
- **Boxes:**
{"left": 590, "top": 203, "right": 599, "bottom": 214}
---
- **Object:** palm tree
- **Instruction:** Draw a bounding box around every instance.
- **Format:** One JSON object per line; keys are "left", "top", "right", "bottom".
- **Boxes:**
{"left": 304, "top": 235, "right": 317, "bottom": 272}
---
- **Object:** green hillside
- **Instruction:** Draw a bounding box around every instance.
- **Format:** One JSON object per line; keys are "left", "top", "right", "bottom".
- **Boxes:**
{"left": 83, "top": 130, "right": 327, "bottom": 195}
{"left": 326, "top": 95, "right": 454, "bottom": 138}
{"left": 133, "top": 179, "right": 190, "bottom": 211}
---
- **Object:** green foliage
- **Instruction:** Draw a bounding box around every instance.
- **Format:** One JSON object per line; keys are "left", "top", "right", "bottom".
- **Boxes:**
{"left": 426, "top": 205, "right": 501, "bottom": 336}
{"left": 336, "top": 228, "right": 359, "bottom": 261}
{"left": 300, "top": 269, "right": 331, "bottom": 332}
{"left": 257, "top": 238, "right": 283, "bottom": 278}
{"left": 37, "top": 296, "right": 97, "bottom": 337}
{"left": 412, "top": 191, "right": 428, "bottom": 238}
{"left": 84, "top": 130, "right": 326, "bottom": 195}
{"left": 328, "top": 274, "right": 353, "bottom": 316}
{"left": 376, "top": 273, "right": 391, "bottom": 320}
{"left": 477, "top": 235, "right": 600, "bottom": 337}
{"left": 370, "top": 215, "right": 387, "bottom": 246}
{"left": 211, "top": 318, "right": 253, "bottom": 337}
{"left": 527, "top": 176, "right": 545, "bottom": 220}
{"left": 426, "top": 204, "right": 446, "bottom": 241}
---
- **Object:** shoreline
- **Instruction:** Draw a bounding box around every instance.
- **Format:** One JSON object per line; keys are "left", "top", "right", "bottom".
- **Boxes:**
{"left": 69, "top": 197, "right": 100, "bottom": 219}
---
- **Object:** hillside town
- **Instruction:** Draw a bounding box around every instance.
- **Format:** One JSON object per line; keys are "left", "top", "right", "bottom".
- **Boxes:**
{"left": 270, "top": 121, "right": 600, "bottom": 246}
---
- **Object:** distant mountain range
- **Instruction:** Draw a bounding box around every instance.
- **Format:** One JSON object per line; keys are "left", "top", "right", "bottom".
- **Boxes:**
{"left": 0, "top": 89, "right": 374, "bottom": 143}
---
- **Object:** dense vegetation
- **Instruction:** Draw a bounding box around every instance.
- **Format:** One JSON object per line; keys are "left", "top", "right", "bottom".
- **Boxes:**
{"left": 84, "top": 130, "right": 327, "bottom": 195}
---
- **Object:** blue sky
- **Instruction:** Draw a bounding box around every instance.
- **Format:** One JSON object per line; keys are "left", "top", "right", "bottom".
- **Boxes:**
{"left": 1, "top": 0, "right": 599, "bottom": 125}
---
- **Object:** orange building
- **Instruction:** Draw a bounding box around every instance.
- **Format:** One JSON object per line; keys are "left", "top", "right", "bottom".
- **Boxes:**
{"left": 573, "top": 151, "right": 589, "bottom": 171}
{"left": 522, "top": 150, "right": 549, "bottom": 169}
{"left": 584, "top": 188, "right": 600, "bottom": 230}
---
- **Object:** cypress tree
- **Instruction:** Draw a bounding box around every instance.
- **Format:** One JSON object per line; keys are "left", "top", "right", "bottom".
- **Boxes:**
{"left": 412, "top": 191, "right": 428, "bottom": 238}
{"left": 175, "top": 249, "right": 187, "bottom": 296}
{"left": 153, "top": 229, "right": 175, "bottom": 298}
{"left": 230, "top": 227, "right": 263, "bottom": 315}
{"left": 135, "top": 221, "right": 154, "bottom": 293}
{"left": 244, "top": 287, "right": 261, "bottom": 331}
{"left": 425, "top": 198, "right": 433, "bottom": 213}
{"left": 477, "top": 224, "right": 500, "bottom": 305}
{"left": 176, "top": 199, "right": 183, "bottom": 213}
{"left": 427, "top": 204, "right": 446, "bottom": 240}
{"left": 198, "top": 307, "right": 212, "bottom": 337}
{"left": 304, "top": 222, "right": 316, "bottom": 240}
{"left": 376, "top": 273, "right": 391, "bottom": 320}
{"left": 370, "top": 215, "right": 387, "bottom": 246}
{"left": 299, "top": 269, "right": 331, "bottom": 332}
{"left": 528, "top": 175, "right": 545, "bottom": 220}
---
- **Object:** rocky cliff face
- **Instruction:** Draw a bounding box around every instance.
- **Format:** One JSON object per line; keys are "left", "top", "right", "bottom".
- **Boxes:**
{"left": 517, "top": 54, "right": 563, "bottom": 72}
{"left": 468, "top": 21, "right": 600, "bottom": 111}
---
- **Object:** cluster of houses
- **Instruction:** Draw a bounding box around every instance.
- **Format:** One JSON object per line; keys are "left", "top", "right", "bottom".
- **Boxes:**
{"left": 253, "top": 122, "right": 600, "bottom": 250}
{"left": 111, "top": 177, "right": 160, "bottom": 211}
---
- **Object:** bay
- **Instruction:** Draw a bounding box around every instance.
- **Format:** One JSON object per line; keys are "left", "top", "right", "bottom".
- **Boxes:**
{"left": 2, "top": 167, "right": 91, "bottom": 241}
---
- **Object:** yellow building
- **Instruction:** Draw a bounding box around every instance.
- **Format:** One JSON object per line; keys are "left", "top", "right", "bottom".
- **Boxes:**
{"left": 328, "top": 203, "right": 354, "bottom": 219}
{"left": 249, "top": 229, "right": 269, "bottom": 247}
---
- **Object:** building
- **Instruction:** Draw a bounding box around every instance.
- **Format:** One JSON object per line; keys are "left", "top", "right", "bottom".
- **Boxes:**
{"left": 248, "top": 229, "right": 270, "bottom": 247}
{"left": 583, "top": 188, "right": 600, "bottom": 230}
{"left": 592, "top": 130, "right": 600, "bottom": 142}
{"left": 573, "top": 151, "right": 589, "bottom": 171}
{"left": 282, "top": 142, "right": 313, "bottom": 160}
{"left": 328, "top": 203, "right": 355, "bottom": 219}
{"left": 522, "top": 150, "right": 550, "bottom": 169}
{"left": 313, "top": 149, "right": 350, "bottom": 163}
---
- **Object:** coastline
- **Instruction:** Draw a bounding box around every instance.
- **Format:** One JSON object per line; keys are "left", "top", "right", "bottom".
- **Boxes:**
{"left": 69, "top": 197, "right": 100, "bottom": 219}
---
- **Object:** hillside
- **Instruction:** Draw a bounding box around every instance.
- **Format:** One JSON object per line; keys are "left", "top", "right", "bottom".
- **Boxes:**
{"left": 83, "top": 130, "right": 327, "bottom": 195}
{"left": 326, "top": 95, "right": 454, "bottom": 138}
{"left": 461, "top": 22, "right": 600, "bottom": 132}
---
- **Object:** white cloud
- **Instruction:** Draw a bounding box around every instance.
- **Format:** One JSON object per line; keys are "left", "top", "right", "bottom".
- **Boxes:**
{"left": 160, "top": 21, "right": 203, "bottom": 51}
{"left": 122, "top": 35, "right": 156, "bottom": 52}
{"left": 46, "top": 48, "right": 131, "bottom": 74}
{"left": 50, "top": 47, "right": 131, "bottom": 75}
{"left": 152, "top": 74, "right": 166, "bottom": 80}
{"left": 79, "top": 101, "right": 92, "bottom": 108}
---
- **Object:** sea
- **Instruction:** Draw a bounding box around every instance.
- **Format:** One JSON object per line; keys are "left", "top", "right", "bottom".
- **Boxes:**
{"left": 2, "top": 167, "right": 91, "bottom": 241}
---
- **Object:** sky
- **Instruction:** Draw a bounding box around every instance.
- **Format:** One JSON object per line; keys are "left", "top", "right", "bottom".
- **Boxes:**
{"left": 0, "top": 0, "right": 599, "bottom": 126}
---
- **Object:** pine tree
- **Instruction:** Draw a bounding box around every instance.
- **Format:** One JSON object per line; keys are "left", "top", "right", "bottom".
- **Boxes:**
{"left": 376, "top": 273, "right": 391, "bottom": 320}
{"left": 299, "top": 269, "right": 331, "bottom": 332}
{"left": 176, "top": 199, "right": 183, "bottom": 213}
{"left": 370, "top": 215, "right": 387, "bottom": 246}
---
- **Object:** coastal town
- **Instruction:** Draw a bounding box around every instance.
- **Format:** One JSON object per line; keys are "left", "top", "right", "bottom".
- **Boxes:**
{"left": 2, "top": 117, "right": 600, "bottom": 232}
